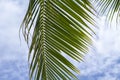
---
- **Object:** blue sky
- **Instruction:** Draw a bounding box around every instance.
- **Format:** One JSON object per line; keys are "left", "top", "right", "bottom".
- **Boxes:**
{"left": 0, "top": 0, "right": 120, "bottom": 80}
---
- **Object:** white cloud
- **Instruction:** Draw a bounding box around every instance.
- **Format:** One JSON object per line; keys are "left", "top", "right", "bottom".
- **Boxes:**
{"left": 0, "top": 0, "right": 28, "bottom": 61}
{"left": 0, "top": 0, "right": 29, "bottom": 79}
{"left": 0, "top": 1, "right": 120, "bottom": 80}
{"left": 78, "top": 16, "right": 120, "bottom": 80}
{"left": 98, "top": 73, "right": 117, "bottom": 80}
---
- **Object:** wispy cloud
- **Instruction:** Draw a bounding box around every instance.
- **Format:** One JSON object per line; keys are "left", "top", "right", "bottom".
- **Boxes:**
{"left": 0, "top": 1, "right": 120, "bottom": 80}
{"left": 78, "top": 17, "right": 120, "bottom": 80}
{"left": 0, "top": 0, "right": 28, "bottom": 61}
{"left": 0, "top": 0, "right": 29, "bottom": 80}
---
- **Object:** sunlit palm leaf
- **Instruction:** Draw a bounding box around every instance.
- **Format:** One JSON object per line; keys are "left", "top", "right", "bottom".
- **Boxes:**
{"left": 93, "top": 0, "right": 120, "bottom": 24}
{"left": 21, "top": 0, "right": 96, "bottom": 80}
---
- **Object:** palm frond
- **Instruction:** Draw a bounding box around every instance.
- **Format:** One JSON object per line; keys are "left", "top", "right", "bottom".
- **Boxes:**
{"left": 21, "top": 0, "right": 96, "bottom": 80}
{"left": 93, "top": 0, "right": 120, "bottom": 25}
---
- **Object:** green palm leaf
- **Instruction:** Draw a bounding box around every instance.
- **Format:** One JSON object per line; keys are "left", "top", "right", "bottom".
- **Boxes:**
{"left": 21, "top": 0, "right": 96, "bottom": 80}
{"left": 93, "top": 0, "right": 120, "bottom": 24}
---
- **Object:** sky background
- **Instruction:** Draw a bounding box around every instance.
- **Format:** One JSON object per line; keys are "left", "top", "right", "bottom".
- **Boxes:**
{"left": 0, "top": 0, "right": 120, "bottom": 80}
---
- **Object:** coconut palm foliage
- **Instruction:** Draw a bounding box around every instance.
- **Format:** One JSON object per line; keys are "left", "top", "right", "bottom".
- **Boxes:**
{"left": 93, "top": 0, "right": 120, "bottom": 24}
{"left": 21, "top": 0, "right": 96, "bottom": 80}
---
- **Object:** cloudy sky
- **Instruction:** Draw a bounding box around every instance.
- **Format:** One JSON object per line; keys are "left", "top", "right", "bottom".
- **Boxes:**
{"left": 0, "top": 0, "right": 120, "bottom": 80}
